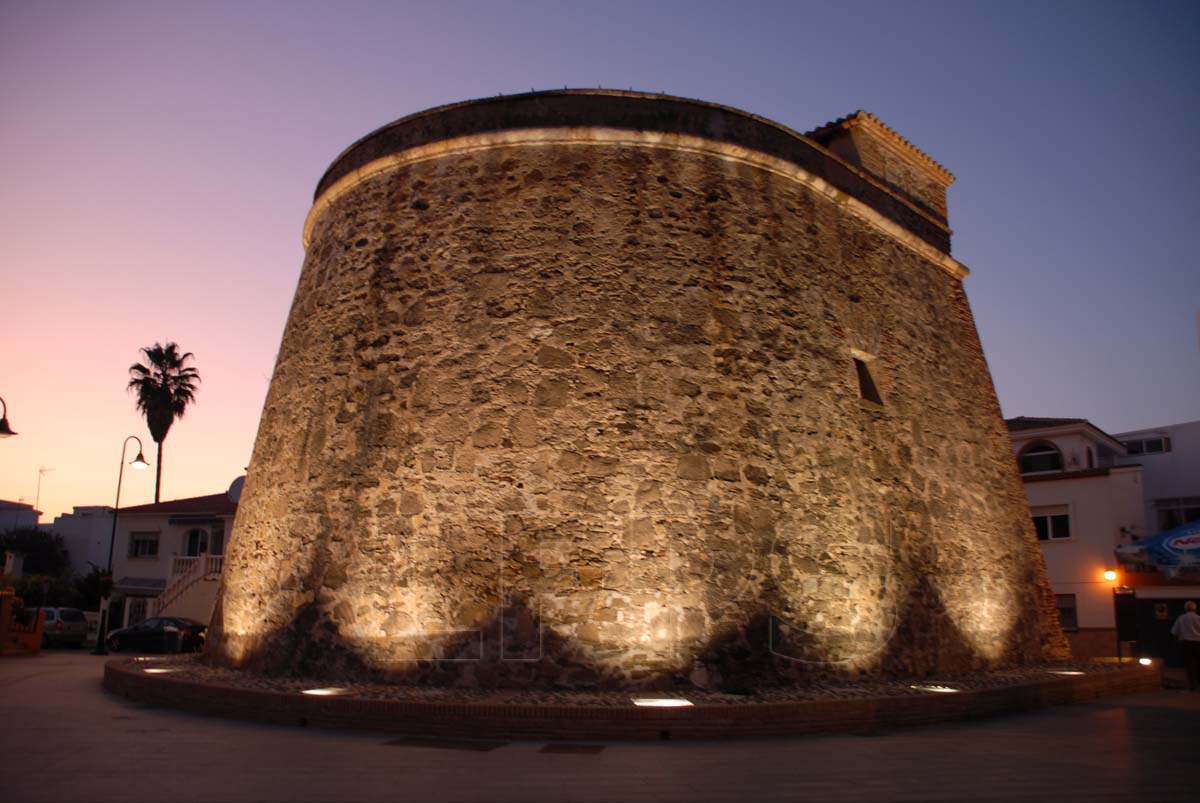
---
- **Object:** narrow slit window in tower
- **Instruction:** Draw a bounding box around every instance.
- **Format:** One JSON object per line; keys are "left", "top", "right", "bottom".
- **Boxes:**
{"left": 854, "top": 358, "right": 883, "bottom": 405}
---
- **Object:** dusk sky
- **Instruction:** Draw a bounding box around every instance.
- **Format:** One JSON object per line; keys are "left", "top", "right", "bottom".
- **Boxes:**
{"left": 2, "top": 0, "right": 1197, "bottom": 523}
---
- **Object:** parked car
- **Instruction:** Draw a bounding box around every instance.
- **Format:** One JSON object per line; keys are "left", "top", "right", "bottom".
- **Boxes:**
{"left": 105, "top": 617, "right": 206, "bottom": 653}
{"left": 39, "top": 607, "right": 89, "bottom": 648}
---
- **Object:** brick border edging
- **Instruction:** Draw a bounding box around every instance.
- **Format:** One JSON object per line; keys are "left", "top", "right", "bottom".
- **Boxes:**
{"left": 102, "top": 661, "right": 1162, "bottom": 741}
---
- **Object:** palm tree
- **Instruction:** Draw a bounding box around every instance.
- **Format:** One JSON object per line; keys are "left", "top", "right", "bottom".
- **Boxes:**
{"left": 128, "top": 342, "right": 200, "bottom": 502}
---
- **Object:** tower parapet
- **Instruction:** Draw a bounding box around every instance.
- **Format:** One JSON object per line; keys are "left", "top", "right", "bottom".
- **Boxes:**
{"left": 312, "top": 91, "right": 954, "bottom": 254}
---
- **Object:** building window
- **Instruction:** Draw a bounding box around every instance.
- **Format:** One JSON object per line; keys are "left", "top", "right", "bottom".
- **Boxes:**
{"left": 1055, "top": 594, "right": 1078, "bottom": 631}
{"left": 1156, "top": 497, "right": 1200, "bottom": 532}
{"left": 129, "top": 531, "right": 159, "bottom": 558}
{"left": 1019, "top": 441, "right": 1063, "bottom": 474}
{"left": 184, "top": 528, "right": 209, "bottom": 557}
{"left": 1032, "top": 506, "right": 1071, "bottom": 541}
{"left": 1124, "top": 437, "right": 1170, "bottom": 455}
{"left": 853, "top": 358, "right": 883, "bottom": 405}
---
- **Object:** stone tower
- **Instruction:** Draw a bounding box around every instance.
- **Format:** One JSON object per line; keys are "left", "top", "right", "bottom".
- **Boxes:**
{"left": 207, "top": 91, "right": 1068, "bottom": 688}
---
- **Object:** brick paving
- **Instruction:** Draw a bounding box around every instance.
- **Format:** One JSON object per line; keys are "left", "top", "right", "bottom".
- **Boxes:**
{"left": 3, "top": 651, "right": 1198, "bottom": 802}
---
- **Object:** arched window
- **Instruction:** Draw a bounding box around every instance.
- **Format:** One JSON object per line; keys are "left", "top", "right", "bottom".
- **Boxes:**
{"left": 1019, "top": 441, "right": 1063, "bottom": 475}
{"left": 184, "top": 528, "right": 209, "bottom": 557}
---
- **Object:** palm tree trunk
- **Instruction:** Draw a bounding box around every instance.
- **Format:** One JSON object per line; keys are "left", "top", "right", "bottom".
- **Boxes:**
{"left": 155, "top": 440, "right": 164, "bottom": 503}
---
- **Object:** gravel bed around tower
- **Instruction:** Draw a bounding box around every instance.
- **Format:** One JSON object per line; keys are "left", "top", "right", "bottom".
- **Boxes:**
{"left": 117, "top": 655, "right": 1140, "bottom": 707}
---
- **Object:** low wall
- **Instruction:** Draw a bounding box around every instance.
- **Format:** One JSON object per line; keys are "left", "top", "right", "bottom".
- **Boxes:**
{"left": 1067, "top": 628, "right": 1119, "bottom": 658}
{"left": 103, "top": 660, "right": 1162, "bottom": 741}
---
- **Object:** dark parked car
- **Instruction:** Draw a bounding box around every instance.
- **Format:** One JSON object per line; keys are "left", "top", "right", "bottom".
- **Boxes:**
{"left": 106, "top": 617, "right": 206, "bottom": 653}
{"left": 39, "top": 607, "right": 89, "bottom": 648}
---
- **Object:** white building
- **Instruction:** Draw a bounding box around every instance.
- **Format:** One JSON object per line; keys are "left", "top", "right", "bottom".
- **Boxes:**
{"left": 106, "top": 478, "right": 241, "bottom": 628}
{"left": 48, "top": 506, "right": 114, "bottom": 576}
{"left": 1113, "top": 419, "right": 1200, "bottom": 538}
{"left": 1008, "top": 416, "right": 1200, "bottom": 660}
{"left": 1006, "top": 417, "right": 1143, "bottom": 656}
{"left": 0, "top": 500, "right": 40, "bottom": 531}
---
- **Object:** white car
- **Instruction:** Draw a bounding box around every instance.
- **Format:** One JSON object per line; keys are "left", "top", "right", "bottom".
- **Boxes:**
{"left": 39, "top": 607, "right": 88, "bottom": 648}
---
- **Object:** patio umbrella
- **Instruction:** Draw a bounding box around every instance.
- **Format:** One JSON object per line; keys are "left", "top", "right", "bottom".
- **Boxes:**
{"left": 1115, "top": 519, "right": 1200, "bottom": 579}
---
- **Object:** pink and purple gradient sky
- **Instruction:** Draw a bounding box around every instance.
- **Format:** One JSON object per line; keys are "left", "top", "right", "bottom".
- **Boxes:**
{"left": 3, "top": 1, "right": 1197, "bottom": 523}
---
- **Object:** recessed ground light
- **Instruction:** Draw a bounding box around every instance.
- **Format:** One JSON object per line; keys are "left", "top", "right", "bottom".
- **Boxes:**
{"left": 1138, "top": 657, "right": 1153, "bottom": 666}
{"left": 143, "top": 667, "right": 180, "bottom": 674}
{"left": 302, "top": 687, "right": 352, "bottom": 696}
{"left": 631, "top": 697, "right": 694, "bottom": 707}
{"left": 910, "top": 684, "right": 959, "bottom": 694}
{"left": 1049, "top": 670, "right": 1085, "bottom": 676}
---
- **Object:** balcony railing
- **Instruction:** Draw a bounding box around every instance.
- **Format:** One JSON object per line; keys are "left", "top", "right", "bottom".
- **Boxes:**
{"left": 171, "top": 554, "right": 224, "bottom": 577}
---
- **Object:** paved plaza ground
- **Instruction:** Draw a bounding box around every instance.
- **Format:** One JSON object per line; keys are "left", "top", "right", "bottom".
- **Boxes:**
{"left": 2, "top": 651, "right": 1197, "bottom": 802}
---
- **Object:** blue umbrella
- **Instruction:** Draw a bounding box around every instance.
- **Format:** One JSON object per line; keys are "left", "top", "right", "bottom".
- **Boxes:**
{"left": 1115, "top": 519, "right": 1200, "bottom": 579}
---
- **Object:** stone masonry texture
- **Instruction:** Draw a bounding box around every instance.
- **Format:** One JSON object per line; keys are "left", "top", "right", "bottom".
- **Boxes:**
{"left": 207, "top": 90, "right": 1069, "bottom": 690}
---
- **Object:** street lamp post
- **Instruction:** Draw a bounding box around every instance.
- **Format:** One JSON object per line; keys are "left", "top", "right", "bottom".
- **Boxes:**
{"left": 0, "top": 396, "right": 16, "bottom": 437}
{"left": 92, "top": 436, "right": 150, "bottom": 655}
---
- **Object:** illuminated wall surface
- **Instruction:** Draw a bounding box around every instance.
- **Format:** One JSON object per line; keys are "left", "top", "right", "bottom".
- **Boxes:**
{"left": 207, "top": 91, "right": 1069, "bottom": 688}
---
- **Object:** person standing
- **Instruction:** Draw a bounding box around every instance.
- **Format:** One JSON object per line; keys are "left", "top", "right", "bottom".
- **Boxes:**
{"left": 1171, "top": 600, "right": 1200, "bottom": 691}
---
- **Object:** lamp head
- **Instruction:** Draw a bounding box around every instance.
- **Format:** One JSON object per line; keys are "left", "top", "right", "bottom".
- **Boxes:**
{"left": 1103, "top": 569, "right": 1118, "bottom": 582}
{"left": 0, "top": 396, "right": 14, "bottom": 437}
{"left": 131, "top": 451, "right": 150, "bottom": 470}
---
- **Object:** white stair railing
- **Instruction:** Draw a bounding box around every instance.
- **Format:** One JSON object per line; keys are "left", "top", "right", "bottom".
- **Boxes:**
{"left": 171, "top": 556, "right": 198, "bottom": 576}
{"left": 156, "top": 552, "right": 224, "bottom": 615}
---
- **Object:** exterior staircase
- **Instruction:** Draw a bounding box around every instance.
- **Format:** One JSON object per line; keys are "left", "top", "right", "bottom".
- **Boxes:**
{"left": 152, "top": 554, "right": 224, "bottom": 621}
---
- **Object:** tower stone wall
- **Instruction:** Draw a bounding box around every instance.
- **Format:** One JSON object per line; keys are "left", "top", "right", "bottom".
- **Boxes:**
{"left": 207, "top": 91, "right": 1068, "bottom": 688}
